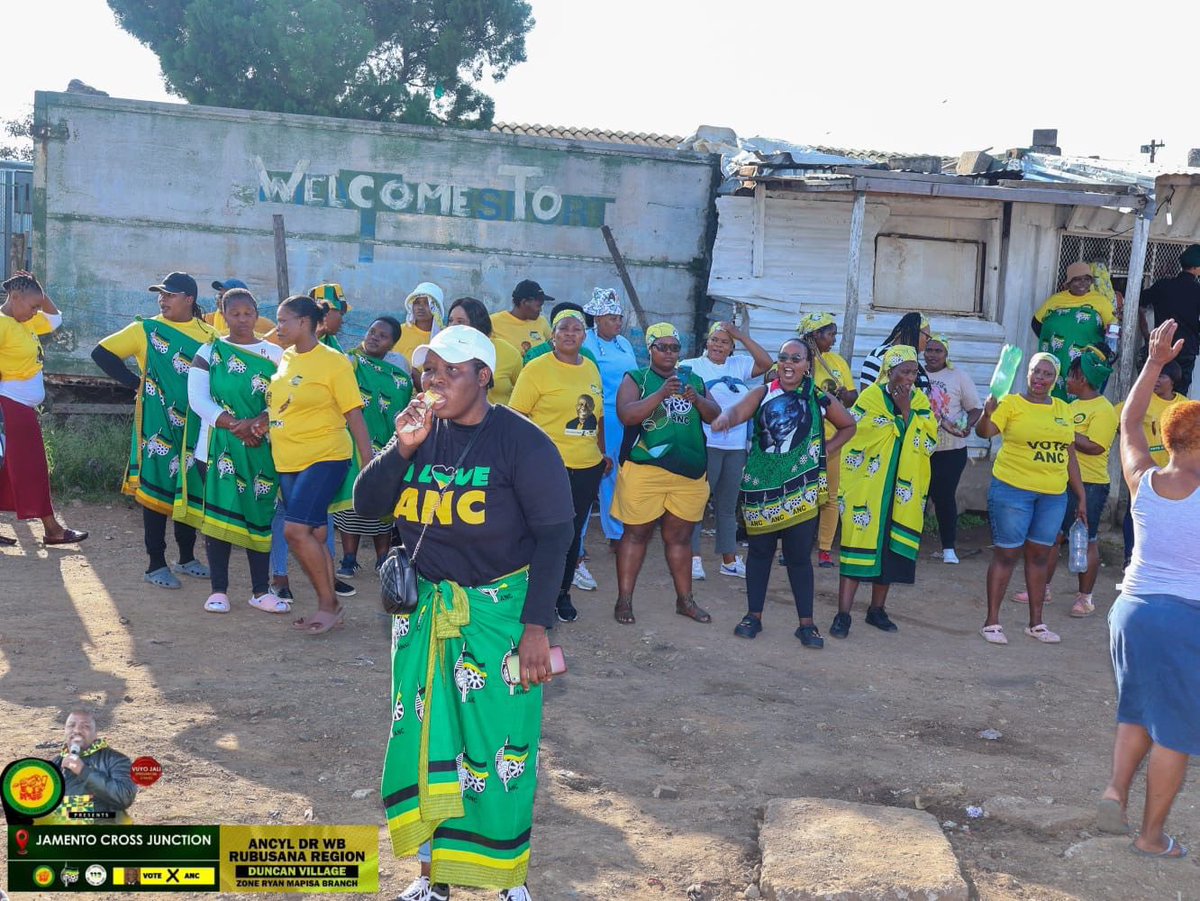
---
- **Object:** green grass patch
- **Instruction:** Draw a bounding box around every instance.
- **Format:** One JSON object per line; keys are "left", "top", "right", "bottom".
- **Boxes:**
{"left": 42, "top": 413, "right": 133, "bottom": 502}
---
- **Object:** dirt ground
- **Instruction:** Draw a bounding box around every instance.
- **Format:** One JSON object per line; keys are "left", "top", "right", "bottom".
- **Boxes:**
{"left": 1, "top": 500, "right": 1197, "bottom": 900}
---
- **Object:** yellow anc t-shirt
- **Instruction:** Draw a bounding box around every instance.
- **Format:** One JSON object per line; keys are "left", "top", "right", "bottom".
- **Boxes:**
{"left": 267, "top": 343, "right": 363, "bottom": 473}
{"left": 1115, "top": 393, "right": 1185, "bottom": 468}
{"left": 98, "top": 315, "right": 217, "bottom": 372}
{"left": 488, "top": 336, "right": 524, "bottom": 406}
{"left": 394, "top": 324, "right": 431, "bottom": 369}
{"left": 0, "top": 313, "right": 45, "bottom": 380}
{"left": 490, "top": 310, "right": 551, "bottom": 356}
{"left": 1068, "top": 395, "right": 1118, "bottom": 484}
{"left": 507, "top": 352, "right": 604, "bottom": 470}
{"left": 812, "top": 349, "right": 853, "bottom": 438}
{"left": 990, "top": 394, "right": 1076, "bottom": 494}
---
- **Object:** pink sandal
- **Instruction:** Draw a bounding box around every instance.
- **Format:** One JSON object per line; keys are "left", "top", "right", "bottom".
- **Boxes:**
{"left": 292, "top": 607, "right": 345, "bottom": 635}
{"left": 1013, "top": 587, "right": 1052, "bottom": 604}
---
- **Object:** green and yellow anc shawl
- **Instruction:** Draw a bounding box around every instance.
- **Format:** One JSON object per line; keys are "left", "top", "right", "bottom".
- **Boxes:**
{"left": 351, "top": 349, "right": 413, "bottom": 454}
{"left": 326, "top": 350, "right": 415, "bottom": 514}
{"left": 123, "top": 318, "right": 213, "bottom": 516}
{"left": 174, "top": 340, "right": 280, "bottom": 552}
{"left": 838, "top": 382, "right": 937, "bottom": 578}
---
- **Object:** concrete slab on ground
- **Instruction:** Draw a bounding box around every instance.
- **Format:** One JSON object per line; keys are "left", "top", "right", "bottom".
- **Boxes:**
{"left": 759, "top": 797, "right": 968, "bottom": 901}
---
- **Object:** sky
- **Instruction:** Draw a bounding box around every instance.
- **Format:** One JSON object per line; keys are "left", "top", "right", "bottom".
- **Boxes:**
{"left": 4, "top": 0, "right": 1195, "bottom": 169}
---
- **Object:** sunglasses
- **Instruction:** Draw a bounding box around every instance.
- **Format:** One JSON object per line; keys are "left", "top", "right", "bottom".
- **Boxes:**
{"left": 651, "top": 343, "right": 681, "bottom": 353}
{"left": 777, "top": 352, "right": 807, "bottom": 364}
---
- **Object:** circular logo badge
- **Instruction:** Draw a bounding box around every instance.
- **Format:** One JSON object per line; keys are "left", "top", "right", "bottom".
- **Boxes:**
{"left": 85, "top": 865, "right": 107, "bottom": 887}
{"left": 130, "top": 756, "right": 163, "bottom": 788}
{"left": 32, "top": 866, "right": 54, "bottom": 888}
{"left": 1, "top": 758, "right": 64, "bottom": 818}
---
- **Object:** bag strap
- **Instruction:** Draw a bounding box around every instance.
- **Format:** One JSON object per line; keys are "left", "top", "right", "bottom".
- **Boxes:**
{"left": 408, "top": 407, "right": 493, "bottom": 564}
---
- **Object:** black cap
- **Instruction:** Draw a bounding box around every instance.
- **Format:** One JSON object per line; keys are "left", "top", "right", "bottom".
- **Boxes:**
{"left": 512, "top": 279, "right": 553, "bottom": 303}
{"left": 211, "top": 277, "right": 248, "bottom": 292}
{"left": 149, "top": 272, "right": 199, "bottom": 298}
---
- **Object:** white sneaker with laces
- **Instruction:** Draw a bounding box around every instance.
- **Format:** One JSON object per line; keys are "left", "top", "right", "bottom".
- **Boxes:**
{"left": 397, "top": 875, "right": 431, "bottom": 901}
{"left": 572, "top": 561, "right": 598, "bottom": 591}
{"left": 691, "top": 556, "right": 706, "bottom": 581}
{"left": 719, "top": 556, "right": 747, "bottom": 578}
{"left": 943, "top": 548, "right": 960, "bottom": 565}
{"left": 499, "top": 887, "right": 531, "bottom": 901}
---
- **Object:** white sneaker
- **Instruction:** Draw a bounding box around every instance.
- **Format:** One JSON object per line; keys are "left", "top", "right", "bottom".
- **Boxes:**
{"left": 942, "top": 548, "right": 960, "bottom": 565}
{"left": 499, "top": 887, "right": 531, "bottom": 901}
{"left": 572, "top": 560, "right": 598, "bottom": 591}
{"left": 719, "top": 557, "right": 747, "bottom": 578}
{"left": 691, "top": 556, "right": 706, "bottom": 581}
{"left": 397, "top": 875, "right": 431, "bottom": 901}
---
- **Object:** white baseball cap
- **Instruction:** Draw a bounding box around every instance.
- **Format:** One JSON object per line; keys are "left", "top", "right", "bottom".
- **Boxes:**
{"left": 411, "top": 324, "right": 496, "bottom": 372}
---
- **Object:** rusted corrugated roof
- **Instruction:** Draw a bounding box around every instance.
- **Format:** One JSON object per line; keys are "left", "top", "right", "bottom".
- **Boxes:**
{"left": 490, "top": 122, "right": 685, "bottom": 149}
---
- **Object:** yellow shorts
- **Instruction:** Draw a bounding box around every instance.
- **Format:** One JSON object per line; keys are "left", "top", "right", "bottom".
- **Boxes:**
{"left": 611, "top": 461, "right": 709, "bottom": 525}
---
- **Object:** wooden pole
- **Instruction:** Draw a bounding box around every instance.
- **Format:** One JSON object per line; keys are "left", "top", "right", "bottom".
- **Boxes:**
{"left": 838, "top": 190, "right": 868, "bottom": 362}
{"left": 1109, "top": 211, "right": 1151, "bottom": 526}
{"left": 272, "top": 214, "right": 290, "bottom": 304}
{"left": 1114, "top": 213, "right": 1150, "bottom": 401}
{"left": 600, "top": 225, "right": 649, "bottom": 333}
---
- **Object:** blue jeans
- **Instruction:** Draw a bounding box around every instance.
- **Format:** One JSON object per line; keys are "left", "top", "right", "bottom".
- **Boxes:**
{"left": 987, "top": 477, "right": 1067, "bottom": 548}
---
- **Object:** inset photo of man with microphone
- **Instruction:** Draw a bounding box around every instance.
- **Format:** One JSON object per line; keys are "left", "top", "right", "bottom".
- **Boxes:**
{"left": 46, "top": 709, "right": 138, "bottom": 825}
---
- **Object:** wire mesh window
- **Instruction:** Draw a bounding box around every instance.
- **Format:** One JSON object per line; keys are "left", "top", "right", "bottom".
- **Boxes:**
{"left": 1057, "top": 233, "right": 1190, "bottom": 290}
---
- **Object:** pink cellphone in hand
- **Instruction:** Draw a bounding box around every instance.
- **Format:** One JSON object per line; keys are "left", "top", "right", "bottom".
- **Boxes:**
{"left": 505, "top": 646, "right": 567, "bottom": 682}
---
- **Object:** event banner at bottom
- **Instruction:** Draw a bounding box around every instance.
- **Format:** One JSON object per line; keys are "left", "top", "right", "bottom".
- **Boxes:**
{"left": 6, "top": 825, "right": 379, "bottom": 893}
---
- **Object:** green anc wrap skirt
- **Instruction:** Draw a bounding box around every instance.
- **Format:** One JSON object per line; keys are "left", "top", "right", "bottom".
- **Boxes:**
{"left": 381, "top": 568, "right": 541, "bottom": 889}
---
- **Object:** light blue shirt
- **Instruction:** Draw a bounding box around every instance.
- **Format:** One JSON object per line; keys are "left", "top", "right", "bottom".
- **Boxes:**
{"left": 583, "top": 329, "right": 639, "bottom": 413}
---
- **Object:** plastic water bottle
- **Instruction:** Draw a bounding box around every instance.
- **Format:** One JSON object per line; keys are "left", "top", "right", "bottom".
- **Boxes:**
{"left": 988, "top": 344, "right": 1023, "bottom": 400}
{"left": 1105, "top": 323, "right": 1121, "bottom": 355}
{"left": 1067, "top": 520, "right": 1089, "bottom": 574}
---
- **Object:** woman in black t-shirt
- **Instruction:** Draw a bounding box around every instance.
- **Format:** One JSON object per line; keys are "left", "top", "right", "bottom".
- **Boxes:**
{"left": 354, "top": 324, "right": 572, "bottom": 901}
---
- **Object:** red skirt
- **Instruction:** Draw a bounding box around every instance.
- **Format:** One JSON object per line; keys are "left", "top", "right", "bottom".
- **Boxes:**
{"left": 0, "top": 395, "right": 54, "bottom": 519}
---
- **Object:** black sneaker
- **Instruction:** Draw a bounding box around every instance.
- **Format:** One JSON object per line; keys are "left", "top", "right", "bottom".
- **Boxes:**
{"left": 273, "top": 584, "right": 293, "bottom": 601}
{"left": 830, "top": 611, "right": 851, "bottom": 639}
{"left": 431, "top": 884, "right": 450, "bottom": 901}
{"left": 334, "top": 578, "right": 357, "bottom": 598}
{"left": 865, "top": 606, "right": 898, "bottom": 632}
{"left": 795, "top": 625, "right": 824, "bottom": 648}
{"left": 556, "top": 593, "right": 578, "bottom": 623}
{"left": 733, "top": 614, "right": 762, "bottom": 639}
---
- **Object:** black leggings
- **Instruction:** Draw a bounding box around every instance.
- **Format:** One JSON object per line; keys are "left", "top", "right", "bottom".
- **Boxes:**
{"left": 561, "top": 462, "right": 606, "bottom": 594}
{"left": 205, "top": 535, "right": 270, "bottom": 595}
{"left": 746, "top": 518, "right": 818, "bottom": 620}
{"left": 928, "top": 447, "right": 968, "bottom": 550}
{"left": 143, "top": 506, "right": 197, "bottom": 573}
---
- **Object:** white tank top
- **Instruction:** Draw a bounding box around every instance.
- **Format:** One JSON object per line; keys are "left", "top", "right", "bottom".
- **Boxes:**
{"left": 1121, "top": 468, "right": 1200, "bottom": 601}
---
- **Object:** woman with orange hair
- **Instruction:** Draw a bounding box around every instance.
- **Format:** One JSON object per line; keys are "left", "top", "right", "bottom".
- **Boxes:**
{"left": 1098, "top": 319, "right": 1200, "bottom": 858}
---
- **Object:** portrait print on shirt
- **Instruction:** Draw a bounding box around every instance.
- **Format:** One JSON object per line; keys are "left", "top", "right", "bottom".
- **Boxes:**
{"left": 757, "top": 391, "right": 813, "bottom": 454}
{"left": 565, "top": 394, "right": 599, "bottom": 437}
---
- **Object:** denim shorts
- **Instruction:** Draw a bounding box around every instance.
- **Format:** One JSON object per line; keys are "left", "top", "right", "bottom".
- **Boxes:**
{"left": 278, "top": 459, "right": 351, "bottom": 528}
{"left": 1062, "top": 482, "right": 1110, "bottom": 542}
{"left": 987, "top": 477, "right": 1068, "bottom": 548}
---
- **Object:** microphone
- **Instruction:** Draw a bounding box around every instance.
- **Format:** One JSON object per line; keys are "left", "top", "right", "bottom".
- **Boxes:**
{"left": 68, "top": 743, "right": 81, "bottom": 756}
